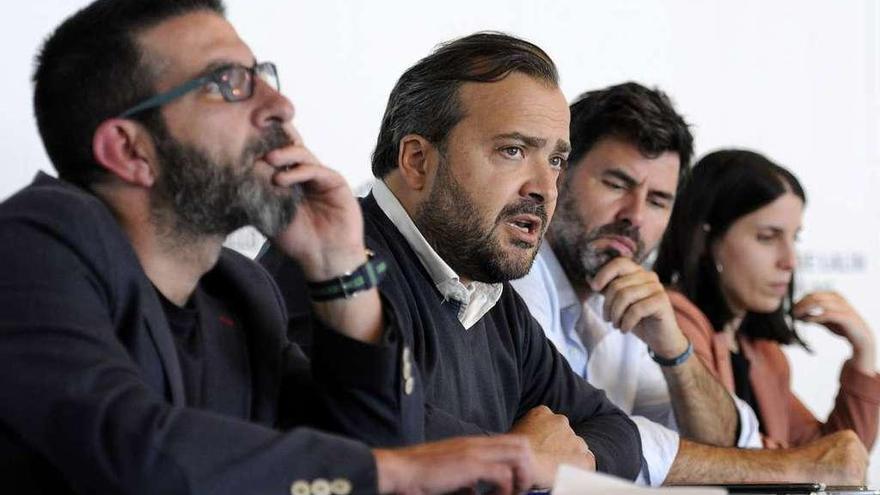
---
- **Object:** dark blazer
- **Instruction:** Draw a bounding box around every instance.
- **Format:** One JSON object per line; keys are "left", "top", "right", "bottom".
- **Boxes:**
{"left": 0, "top": 173, "right": 418, "bottom": 494}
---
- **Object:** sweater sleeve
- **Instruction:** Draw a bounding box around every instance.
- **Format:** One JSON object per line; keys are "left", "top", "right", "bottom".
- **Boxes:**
{"left": 258, "top": 242, "right": 426, "bottom": 448}
{"left": 511, "top": 291, "right": 643, "bottom": 480}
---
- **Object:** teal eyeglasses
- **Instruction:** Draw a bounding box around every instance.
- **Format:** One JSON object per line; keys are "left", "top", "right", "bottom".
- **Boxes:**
{"left": 118, "top": 61, "right": 279, "bottom": 118}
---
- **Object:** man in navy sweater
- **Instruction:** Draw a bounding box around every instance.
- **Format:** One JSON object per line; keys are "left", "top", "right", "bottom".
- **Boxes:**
{"left": 263, "top": 32, "right": 642, "bottom": 488}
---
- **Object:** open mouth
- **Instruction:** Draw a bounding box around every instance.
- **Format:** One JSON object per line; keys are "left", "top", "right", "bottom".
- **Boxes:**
{"left": 504, "top": 214, "right": 542, "bottom": 246}
{"left": 508, "top": 214, "right": 541, "bottom": 233}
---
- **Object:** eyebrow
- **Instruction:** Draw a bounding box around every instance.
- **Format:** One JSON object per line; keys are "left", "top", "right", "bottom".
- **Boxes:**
{"left": 757, "top": 225, "right": 803, "bottom": 234}
{"left": 494, "top": 132, "right": 571, "bottom": 155}
{"left": 603, "top": 168, "right": 676, "bottom": 201}
{"left": 196, "top": 57, "right": 258, "bottom": 78}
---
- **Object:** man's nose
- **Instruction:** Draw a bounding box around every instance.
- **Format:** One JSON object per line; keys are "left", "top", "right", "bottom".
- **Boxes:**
{"left": 520, "top": 159, "right": 558, "bottom": 205}
{"left": 251, "top": 77, "right": 295, "bottom": 128}
{"left": 615, "top": 190, "right": 646, "bottom": 228}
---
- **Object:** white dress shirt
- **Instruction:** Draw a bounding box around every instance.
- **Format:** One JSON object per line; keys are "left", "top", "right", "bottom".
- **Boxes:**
{"left": 371, "top": 180, "right": 503, "bottom": 329}
{"left": 511, "top": 244, "right": 762, "bottom": 486}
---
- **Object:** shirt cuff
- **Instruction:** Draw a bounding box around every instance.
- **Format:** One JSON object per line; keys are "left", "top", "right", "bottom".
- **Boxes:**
{"left": 733, "top": 394, "right": 763, "bottom": 448}
{"left": 631, "top": 416, "right": 679, "bottom": 486}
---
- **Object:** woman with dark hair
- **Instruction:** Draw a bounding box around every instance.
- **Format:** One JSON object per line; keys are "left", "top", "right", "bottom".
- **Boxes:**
{"left": 654, "top": 149, "right": 880, "bottom": 449}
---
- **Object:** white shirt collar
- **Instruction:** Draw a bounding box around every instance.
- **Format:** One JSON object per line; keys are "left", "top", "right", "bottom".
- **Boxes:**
{"left": 371, "top": 180, "right": 503, "bottom": 329}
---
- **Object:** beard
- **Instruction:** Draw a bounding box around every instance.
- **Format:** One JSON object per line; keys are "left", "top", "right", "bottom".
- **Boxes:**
{"left": 413, "top": 156, "right": 548, "bottom": 283}
{"left": 149, "top": 121, "right": 302, "bottom": 241}
{"left": 548, "top": 191, "right": 646, "bottom": 287}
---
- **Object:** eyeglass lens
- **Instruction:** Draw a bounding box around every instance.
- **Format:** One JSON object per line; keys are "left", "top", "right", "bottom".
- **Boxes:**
{"left": 219, "top": 63, "right": 279, "bottom": 102}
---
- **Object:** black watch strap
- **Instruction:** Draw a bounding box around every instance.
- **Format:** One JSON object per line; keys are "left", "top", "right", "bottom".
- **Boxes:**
{"left": 307, "top": 252, "right": 388, "bottom": 302}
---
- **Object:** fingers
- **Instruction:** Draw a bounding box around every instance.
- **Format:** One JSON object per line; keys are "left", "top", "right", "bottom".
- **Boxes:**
{"left": 617, "top": 294, "right": 670, "bottom": 333}
{"left": 270, "top": 158, "right": 349, "bottom": 196}
{"left": 378, "top": 435, "right": 537, "bottom": 495}
{"left": 590, "top": 257, "right": 642, "bottom": 292}
{"left": 603, "top": 277, "right": 662, "bottom": 329}
{"left": 599, "top": 268, "right": 667, "bottom": 332}
{"left": 793, "top": 292, "right": 870, "bottom": 341}
{"left": 263, "top": 143, "right": 348, "bottom": 195}
{"left": 793, "top": 292, "right": 851, "bottom": 319}
{"left": 462, "top": 436, "right": 535, "bottom": 493}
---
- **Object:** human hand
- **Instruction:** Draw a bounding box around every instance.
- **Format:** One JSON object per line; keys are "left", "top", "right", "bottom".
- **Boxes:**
{"left": 792, "top": 430, "right": 868, "bottom": 485}
{"left": 509, "top": 406, "right": 594, "bottom": 488}
{"left": 373, "top": 435, "right": 536, "bottom": 494}
{"left": 793, "top": 292, "right": 875, "bottom": 374}
{"left": 591, "top": 257, "right": 689, "bottom": 359}
{"left": 266, "top": 126, "right": 367, "bottom": 283}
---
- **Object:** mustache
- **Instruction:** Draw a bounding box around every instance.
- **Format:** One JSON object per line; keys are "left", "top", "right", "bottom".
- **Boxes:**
{"left": 244, "top": 124, "right": 294, "bottom": 163}
{"left": 497, "top": 199, "right": 548, "bottom": 229}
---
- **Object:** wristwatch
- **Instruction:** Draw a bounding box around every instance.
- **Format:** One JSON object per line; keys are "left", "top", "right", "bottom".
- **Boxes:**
{"left": 306, "top": 250, "right": 388, "bottom": 302}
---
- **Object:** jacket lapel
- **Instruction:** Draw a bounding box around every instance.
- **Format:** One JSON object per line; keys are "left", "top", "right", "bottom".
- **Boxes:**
{"left": 206, "top": 252, "right": 284, "bottom": 424}
{"left": 742, "top": 337, "right": 790, "bottom": 446}
{"left": 136, "top": 271, "right": 187, "bottom": 406}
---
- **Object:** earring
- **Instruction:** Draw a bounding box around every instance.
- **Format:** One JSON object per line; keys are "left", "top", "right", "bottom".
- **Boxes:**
{"left": 715, "top": 262, "right": 724, "bottom": 273}
{"left": 702, "top": 223, "right": 712, "bottom": 233}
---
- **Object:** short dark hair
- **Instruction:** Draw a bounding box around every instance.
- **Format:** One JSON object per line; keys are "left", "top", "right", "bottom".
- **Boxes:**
{"left": 33, "top": 0, "right": 226, "bottom": 188}
{"left": 371, "top": 31, "right": 559, "bottom": 178}
{"left": 567, "top": 82, "right": 693, "bottom": 187}
{"left": 654, "top": 149, "right": 808, "bottom": 346}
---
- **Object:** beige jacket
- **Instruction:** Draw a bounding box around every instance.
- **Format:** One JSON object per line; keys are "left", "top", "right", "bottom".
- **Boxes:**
{"left": 669, "top": 290, "right": 880, "bottom": 449}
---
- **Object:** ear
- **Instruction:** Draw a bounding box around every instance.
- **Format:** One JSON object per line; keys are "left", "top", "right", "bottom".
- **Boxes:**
{"left": 396, "top": 134, "right": 437, "bottom": 192}
{"left": 92, "top": 118, "right": 158, "bottom": 187}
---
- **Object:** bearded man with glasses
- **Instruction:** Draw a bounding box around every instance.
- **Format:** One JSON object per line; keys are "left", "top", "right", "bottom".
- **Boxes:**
{"left": 0, "top": 1, "right": 538, "bottom": 494}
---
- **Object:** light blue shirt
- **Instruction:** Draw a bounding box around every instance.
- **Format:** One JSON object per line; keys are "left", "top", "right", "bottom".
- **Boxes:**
{"left": 512, "top": 244, "right": 762, "bottom": 485}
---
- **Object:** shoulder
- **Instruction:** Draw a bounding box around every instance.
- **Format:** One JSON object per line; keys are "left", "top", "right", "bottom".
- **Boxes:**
{"left": 0, "top": 174, "right": 141, "bottom": 288}
{"left": 0, "top": 173, "right": 123, "bottom": 245}
{"left": 667, "top": 289, "right": 714, "bottom": 338}
{"left": 213, "top": 248, "right": 284, "bottom": 303}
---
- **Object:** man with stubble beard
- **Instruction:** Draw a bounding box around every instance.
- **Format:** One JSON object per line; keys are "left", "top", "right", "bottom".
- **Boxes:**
{"left": 262, "top": 32, "right": 642, "bottom": 490}
{"left": 512, "top": 82, "right": 868, "bottom": 486}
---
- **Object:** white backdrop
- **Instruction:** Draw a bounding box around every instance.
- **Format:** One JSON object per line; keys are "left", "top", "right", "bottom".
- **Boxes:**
{"left": 3, "top": 0, "right": 880, "bottom": 483}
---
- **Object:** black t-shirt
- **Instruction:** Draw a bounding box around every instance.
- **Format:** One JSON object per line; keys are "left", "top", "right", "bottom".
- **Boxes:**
{"left": 730, "top": 350, "right": 764, "bottom": 434}
{"left": 157, "top": 285, "right": 252, "bottom": 417}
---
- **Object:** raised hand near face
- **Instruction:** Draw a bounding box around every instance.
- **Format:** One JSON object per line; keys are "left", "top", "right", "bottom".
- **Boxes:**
{"left": 591, "top": 257, "right": 689, "bottom": 360}
{"left": 793, "top": 291, "right": 876, "bottom": 374}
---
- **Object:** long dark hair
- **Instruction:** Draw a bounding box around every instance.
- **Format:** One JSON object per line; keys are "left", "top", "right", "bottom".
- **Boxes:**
{"left": 654, "top": 149, "right": 808, "bottom": 346}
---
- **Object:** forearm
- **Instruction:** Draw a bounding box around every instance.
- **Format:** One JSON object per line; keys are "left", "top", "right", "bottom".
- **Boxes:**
{"left": 425, "top": 404, "right": 491, "bottom": 440}
{"left": 665, "top": 439, "right": 797, "bottom": 484}
{"left": 311, "top": 288, "right": 384, "bottom": 344}
{"left": 303, "top": 312, "right": 423, "bottom": 447}
{"left": 662, "top": 357, "right": 738, "bottom": 446}
{"left": 306, "top": 247, "right": 385, "bottom": 344}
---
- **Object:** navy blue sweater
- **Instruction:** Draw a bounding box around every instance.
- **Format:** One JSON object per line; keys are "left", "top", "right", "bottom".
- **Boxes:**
{"left": 262, "top": 193, "right": 643, "bottom": 480}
